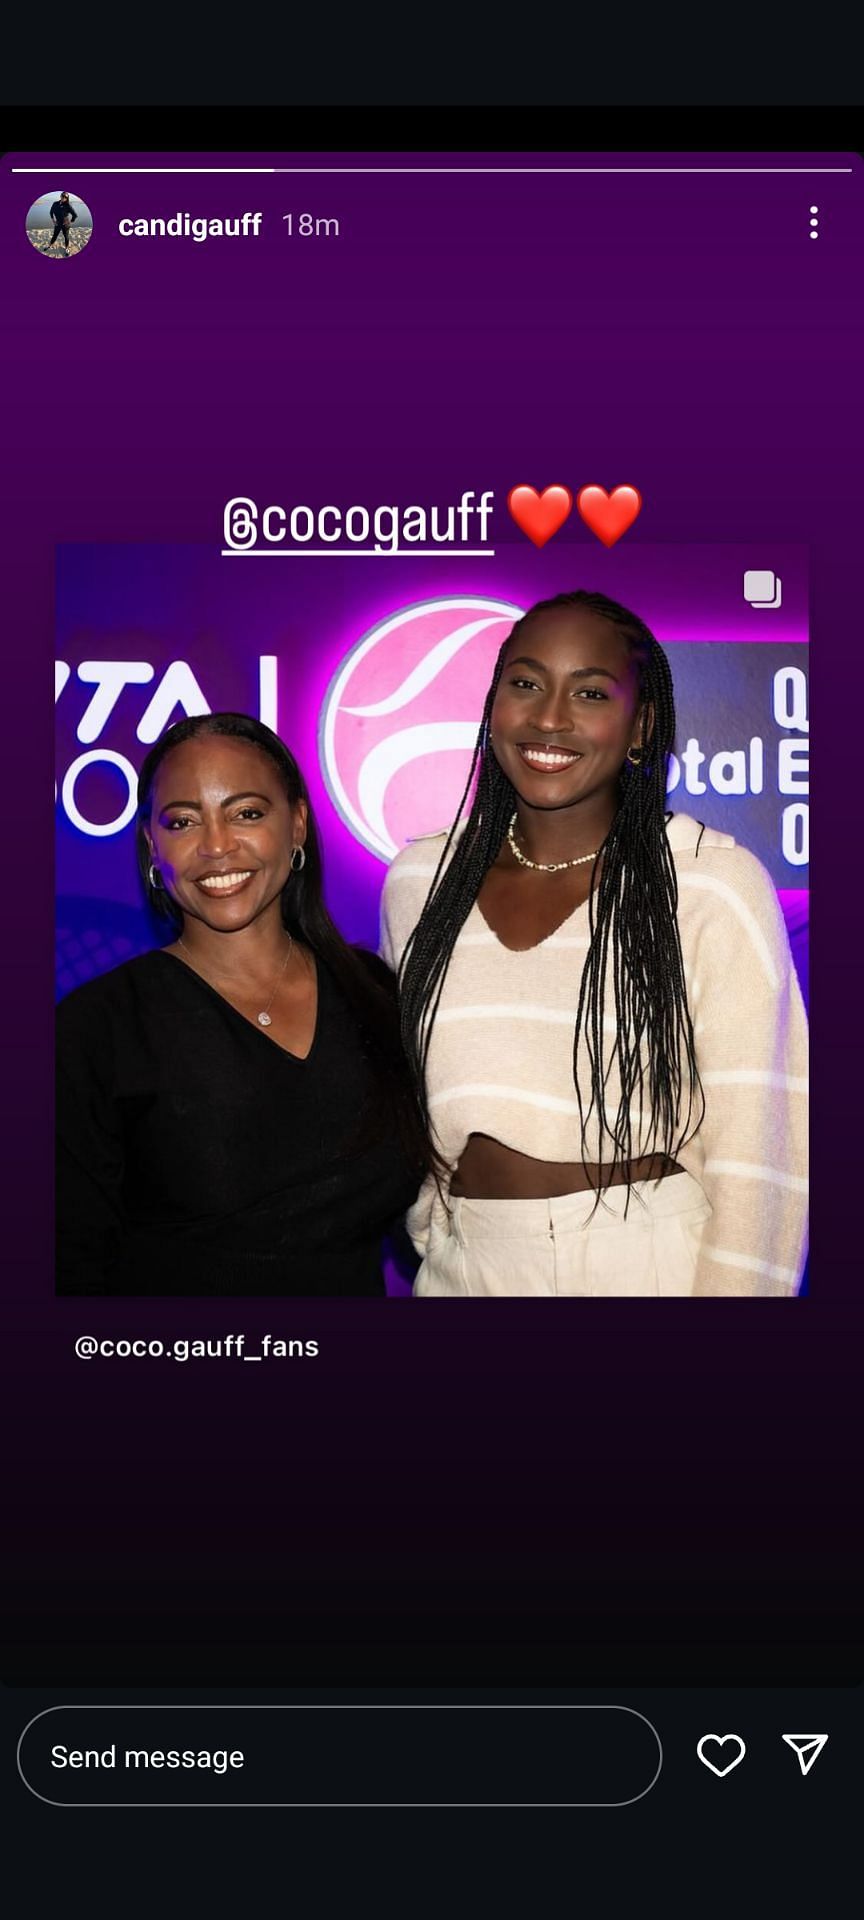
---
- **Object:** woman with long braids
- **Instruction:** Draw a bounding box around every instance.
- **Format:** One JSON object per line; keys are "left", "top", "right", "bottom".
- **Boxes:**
{"left": 381, "top": 591, "right": 808, "bottom": 1297}
{"left": 56, "top": 713, "right": 426, "bottom": 1294}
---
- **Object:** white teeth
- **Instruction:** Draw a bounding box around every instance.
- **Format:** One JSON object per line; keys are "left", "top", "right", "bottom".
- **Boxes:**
{"left": 199, "top": 872, "right": 254, "bottom": 891}
{"left": 520, "top": 749, "right": 580, "bottom": 767}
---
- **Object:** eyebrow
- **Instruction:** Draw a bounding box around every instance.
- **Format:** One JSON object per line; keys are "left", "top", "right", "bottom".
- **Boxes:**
{"left": 159, "top": 790, "right": 273, "bottom": 812}
{"left": 507, "top": 656, "right": 620, "bottom": 683}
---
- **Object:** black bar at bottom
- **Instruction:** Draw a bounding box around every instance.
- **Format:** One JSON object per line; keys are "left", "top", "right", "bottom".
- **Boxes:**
{"left": 19, "top": 1704, "right": 661, "bottom": 1806}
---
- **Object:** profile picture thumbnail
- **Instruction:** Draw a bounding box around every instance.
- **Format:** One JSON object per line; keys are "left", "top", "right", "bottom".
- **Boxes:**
{"left": 26, "top": 190, "right": 94, "bottom": 260}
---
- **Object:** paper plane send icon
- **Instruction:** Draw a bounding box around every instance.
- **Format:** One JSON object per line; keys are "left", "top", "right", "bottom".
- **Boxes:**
{"left": 782, "top": 1734, "right": 829, "bottom": 1776}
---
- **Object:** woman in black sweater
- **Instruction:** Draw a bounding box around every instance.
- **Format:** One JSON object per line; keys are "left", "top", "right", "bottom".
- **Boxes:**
{"left": 56, "top": 713, "right": 426, "bottom": 1295}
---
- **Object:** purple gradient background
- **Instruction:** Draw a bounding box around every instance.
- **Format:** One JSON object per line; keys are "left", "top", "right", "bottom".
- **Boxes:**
{"left": 5, "top": 148, "right": 861, "bottom": 1687}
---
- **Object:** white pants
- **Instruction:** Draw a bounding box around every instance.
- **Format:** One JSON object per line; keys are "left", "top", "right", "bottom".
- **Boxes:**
{"left": 413, "top": 1172, "right": 712, "bottom": 1298}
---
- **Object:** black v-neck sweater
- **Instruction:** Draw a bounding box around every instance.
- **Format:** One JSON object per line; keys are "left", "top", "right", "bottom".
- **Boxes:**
{"left": 56, "top": 949, "right": 420, "bottom": 1295}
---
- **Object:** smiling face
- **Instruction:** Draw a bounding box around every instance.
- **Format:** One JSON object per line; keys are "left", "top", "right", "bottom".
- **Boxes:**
{"left": 490, "top": 607, "right": 647, "bottom": 812}
{"left": 144, "top": 734, "right": 306, "bottom": 933}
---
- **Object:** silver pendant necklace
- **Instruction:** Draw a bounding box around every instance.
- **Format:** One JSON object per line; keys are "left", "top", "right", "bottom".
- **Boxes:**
{"left": 507, "top": 812, "right": 599, "bottom": 874}
{"left": 178, "top": 934, "right": 294, "bottom": 1026}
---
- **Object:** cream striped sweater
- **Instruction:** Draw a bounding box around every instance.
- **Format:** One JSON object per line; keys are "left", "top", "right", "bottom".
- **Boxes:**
{"left": 380, "top": 814, "right": 808, "bottom": 1297}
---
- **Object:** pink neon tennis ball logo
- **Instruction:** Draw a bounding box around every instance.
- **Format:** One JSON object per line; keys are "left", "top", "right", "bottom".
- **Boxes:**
{"left": 320, "top": 596, "right": 522, "bottom": 860}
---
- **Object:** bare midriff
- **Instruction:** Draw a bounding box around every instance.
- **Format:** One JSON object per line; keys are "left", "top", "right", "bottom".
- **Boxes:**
{"left": 449, "top": 1133, "right": 684, "bottom": 1199}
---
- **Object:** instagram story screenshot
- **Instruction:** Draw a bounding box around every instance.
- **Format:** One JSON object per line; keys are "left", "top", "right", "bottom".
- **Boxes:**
{"left": 1, "top": 142, "right": 861, "bottom": 1827}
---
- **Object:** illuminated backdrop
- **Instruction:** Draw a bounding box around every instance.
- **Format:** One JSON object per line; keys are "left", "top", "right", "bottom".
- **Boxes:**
{"left": 56, "top": 542, "right": 809, "bottom": 1004}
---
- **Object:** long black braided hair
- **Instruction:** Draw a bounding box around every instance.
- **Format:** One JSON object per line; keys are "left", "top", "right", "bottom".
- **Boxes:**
{"left": 397, "top": 590, "right": 705, "bottom": 1201}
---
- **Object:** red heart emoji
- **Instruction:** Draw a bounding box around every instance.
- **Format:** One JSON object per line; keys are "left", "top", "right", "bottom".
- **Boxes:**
{"left": 576, "top": 485, "right": 642, "bottom": 547}
{"left": 507, "top": 484, "right": 573, "bottom": 548}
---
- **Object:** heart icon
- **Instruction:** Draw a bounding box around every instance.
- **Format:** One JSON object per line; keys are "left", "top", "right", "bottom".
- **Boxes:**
{"left": 576, "top": 484, "right": 642, "bottom": 548}
{"left": 507, "top": 484, "right": 573, "bottom": 548}
{"left": 696, "top": 1734, "right": 747, "bottom": 1778}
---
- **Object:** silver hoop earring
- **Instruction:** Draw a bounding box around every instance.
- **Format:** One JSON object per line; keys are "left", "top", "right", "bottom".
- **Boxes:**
{"left": 148, "top": 862, "right": 163, "bottom": 889}
{"left": 290, "top": 845, "right": 306, "bottom": 873}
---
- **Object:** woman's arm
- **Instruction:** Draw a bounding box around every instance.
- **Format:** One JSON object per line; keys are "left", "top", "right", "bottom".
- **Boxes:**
{"left": 686, "top": 851, "right": 808, "bottom": 1297}
{"left": 56, "top": 990, "right": 126, "bottom": 1293}
{"left": 378, "top": 837, "right": 446, "bottom": 971}
{"left": 378, "top": 864, "right": 399, "bottom": 971}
